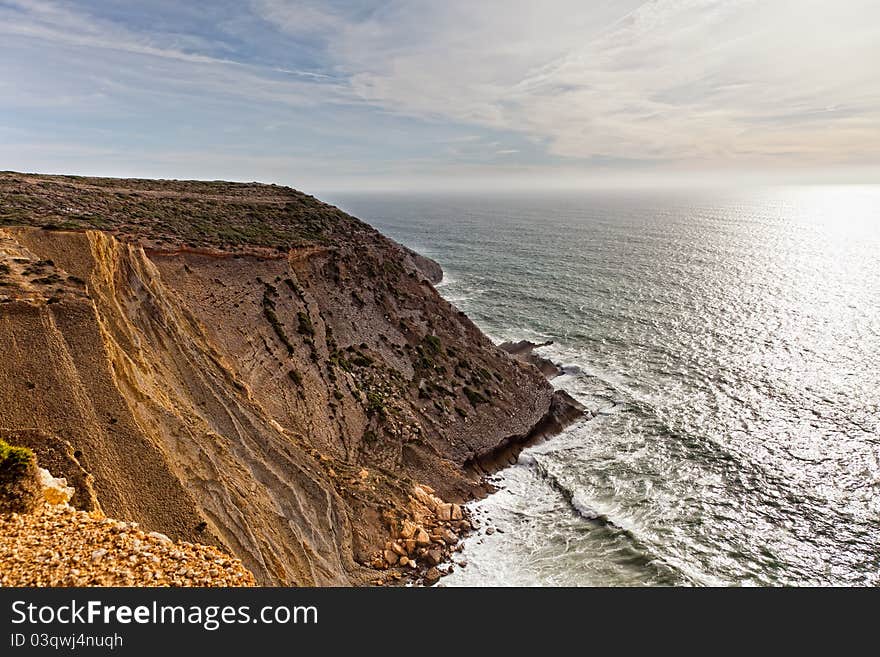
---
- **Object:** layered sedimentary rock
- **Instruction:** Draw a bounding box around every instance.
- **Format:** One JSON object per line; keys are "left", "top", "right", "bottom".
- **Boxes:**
{"left": 0, "top": 172, "right": 579, "bottom": 585}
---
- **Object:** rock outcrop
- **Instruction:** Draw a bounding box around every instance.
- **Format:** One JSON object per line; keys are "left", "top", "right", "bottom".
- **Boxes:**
{"left": 396, "top": 242, "right": 444, "bottom": 285}
{"left": 0, "top": 172, "right": 583, "bottom": 585}
{"left": 499, "top": 340, "right": 564, "bottom": 379}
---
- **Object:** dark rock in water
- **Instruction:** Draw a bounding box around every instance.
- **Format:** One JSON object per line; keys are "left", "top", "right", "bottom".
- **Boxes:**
{"left": 499, "top": 340, "right": 564, "bottom": 379}
{"left": 498, "top": 339, "right": 554, "bottom": 357}
{"left": 395, "top": 242, "right": 444, "bottom": 285}
{"left": 466, "top": 389, "right": 588, "bottom": 476}
{"left": 547, "top": 390, "right": 589, "bottom": 428}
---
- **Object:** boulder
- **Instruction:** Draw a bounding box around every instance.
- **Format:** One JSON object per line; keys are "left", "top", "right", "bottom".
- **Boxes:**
{"left": 4, "top": 429, "right": 99, "bottom": 511}
{"left": 395, "top": 243, "right": 444, "bottom": 285}
{"left": 498, "top": 340, "right": 564, "bottom": 379}
{"left": 148, "top": 531, "right": 173, "bottom": 544}
{"left": 425, "top": 549, "right": 442, "bottom": 567}
{"left": 412, "top": 485, "right": 439, "bottom": 511}
{"left": 399, "top": 519, "right": 418, "bottom": 540}
{"left": 415, "top": 528, "right": 431, "bottom": 546}
{"left": 37, "top": 467, "right": 74, "bottom": 506}
{"left": 423, "top": 567, "right": 441, "bottom": 586}
{"left": 439, "top": 528, "right": 458, "bottom": 544}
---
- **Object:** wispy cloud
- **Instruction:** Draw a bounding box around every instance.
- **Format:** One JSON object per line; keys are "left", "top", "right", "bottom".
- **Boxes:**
{"left": 256, "top": 0, "right": 880, "bottom": 166}
{"left": 1, "top": 0, "right": 879, "bottom": 189}
{"left": 0, "top": 0, "right": 233, "bottom": 64}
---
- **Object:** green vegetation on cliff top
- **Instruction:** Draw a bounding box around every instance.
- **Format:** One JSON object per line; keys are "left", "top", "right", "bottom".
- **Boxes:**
{"left": 0, "top": 171, "right": 365, "bottom": 251}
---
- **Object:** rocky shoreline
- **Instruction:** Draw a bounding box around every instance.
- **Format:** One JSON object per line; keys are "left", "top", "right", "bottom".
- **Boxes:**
{"left": 0, "top": 330, "right": 583, "bottom": 589}
{"left": 0, "top": 172, "right": 580, "bottom": 586}
{"left": 499, "top": 340, "right": 565, "bottom": 379}
{"left": 368, "top": 484, "right": 470, "bottom": 586}
{"left": 374, "top": 342, "right": 589, "bottom": 586}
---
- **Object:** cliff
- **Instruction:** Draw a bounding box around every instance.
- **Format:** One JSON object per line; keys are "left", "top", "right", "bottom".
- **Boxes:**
{"left": 0, "top": 172, "right": 578, "bottom": 585}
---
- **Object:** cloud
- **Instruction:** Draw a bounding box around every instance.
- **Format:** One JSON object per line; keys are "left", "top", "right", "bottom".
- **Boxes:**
{"left": 0, "top": 0, "right": 355, "bottom": 111}
{"left": 252, "top": 0, "right": 345, "bottom": 36}
{"left": 1, "top": 0, "right": 879, "bottom": 188}
{"left": 256, "top": 0, "right": 880, "bottom": 166}
{"left": 0, "top": 0, "right": 231, "bottom": 64}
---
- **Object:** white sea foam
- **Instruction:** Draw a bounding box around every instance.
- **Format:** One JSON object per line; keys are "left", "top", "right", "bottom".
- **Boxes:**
{"left": 343, "top": 187, "right": 880, "bottom": 586}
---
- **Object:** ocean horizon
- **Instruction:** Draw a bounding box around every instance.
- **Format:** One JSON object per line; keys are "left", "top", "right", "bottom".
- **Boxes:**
{"left": 331, "top": 185, "right": 880, "bottom": 586}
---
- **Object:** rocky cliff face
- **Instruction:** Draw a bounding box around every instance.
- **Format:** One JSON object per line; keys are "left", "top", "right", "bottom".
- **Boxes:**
{"left": 0, "top": 172, "right": 575, "bottom": 585}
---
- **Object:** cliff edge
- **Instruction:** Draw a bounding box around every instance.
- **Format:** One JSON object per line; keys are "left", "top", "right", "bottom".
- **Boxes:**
{"left": 0, "top": 172, "right": 579, "bottom": 585}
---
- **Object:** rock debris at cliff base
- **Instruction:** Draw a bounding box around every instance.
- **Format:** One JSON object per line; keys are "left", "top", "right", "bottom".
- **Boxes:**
{"left": 0, "top": 504, "right": 255, "bottom": 587}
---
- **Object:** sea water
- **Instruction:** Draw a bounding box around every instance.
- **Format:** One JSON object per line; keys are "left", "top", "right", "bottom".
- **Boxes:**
{"left": 330, "top": 186, "right": 880, "bottom": 586}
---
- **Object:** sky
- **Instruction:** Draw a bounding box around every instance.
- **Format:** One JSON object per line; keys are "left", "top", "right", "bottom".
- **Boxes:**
{"left": 1, "top": 0, "right": 879, "bottom": 193}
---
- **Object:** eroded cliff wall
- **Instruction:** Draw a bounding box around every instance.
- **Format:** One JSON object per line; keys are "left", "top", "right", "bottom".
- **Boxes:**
{"left": 0, "top": 173, "right": 559, "bottom": 585}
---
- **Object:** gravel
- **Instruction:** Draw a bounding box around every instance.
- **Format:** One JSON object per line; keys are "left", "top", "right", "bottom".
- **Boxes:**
{"left": 0, "top": 504, "right": 255, "bottom": 587}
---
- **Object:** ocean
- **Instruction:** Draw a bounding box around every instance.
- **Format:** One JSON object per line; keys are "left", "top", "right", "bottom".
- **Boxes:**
{"left": 329, "top": 186, "right": 880, "bottom": 586}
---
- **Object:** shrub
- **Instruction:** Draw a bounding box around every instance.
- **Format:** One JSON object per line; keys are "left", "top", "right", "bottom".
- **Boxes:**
{"left": 0, "top": 438, "right": 38, "bottom": 514}
{"left": 262, "top": 286, "right": 294, "bottom": 355}
{"left": 424, "top": 335, "right": 442, "bottom": 354}
{"left": 297, "top": 311, "right": 314, "bottom": 337}
{"left": 366, "top": 392, "right": 387, "bottom": 418}
{"left": 284, "top": 278, "right": 305, "bottom": 300}
{"left": 330, "top": 350, "right": 353, "bottom": 372}
{"left": 463, "top": 386, "right": 488, "bottom": 406}
{"left": 263, "top": 305, "right": 294, "bottom": 355}
{"left": 0, "top": 439, "right": 34, "bottom": 471}
{"left": 350, "top": 352, "right": 373, "bottom": 368}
